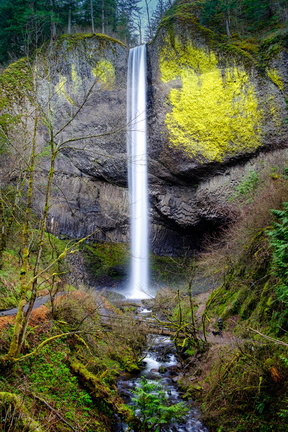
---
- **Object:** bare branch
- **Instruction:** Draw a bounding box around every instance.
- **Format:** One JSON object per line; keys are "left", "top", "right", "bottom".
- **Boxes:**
{"left": 248, "top": 327, "right": 288, "bottom": 347}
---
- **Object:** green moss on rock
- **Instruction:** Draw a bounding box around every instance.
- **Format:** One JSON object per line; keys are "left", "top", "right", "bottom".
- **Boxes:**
{"left": 56, "top": 33, "right": 126, "bottom": 50}
{"left": 0, "top": 58, "right": 33, "bottom": 112}
{"left": 81, "top": 242, "right": 129, "bottom": 279}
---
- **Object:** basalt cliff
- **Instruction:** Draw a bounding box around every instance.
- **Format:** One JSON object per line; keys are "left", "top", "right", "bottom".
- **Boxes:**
{"left": 1, "top": 17, "right": 288, "bottom": 257}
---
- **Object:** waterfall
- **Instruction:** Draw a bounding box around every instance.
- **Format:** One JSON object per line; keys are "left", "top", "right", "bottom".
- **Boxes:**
{"left": 126, "top": 45, "right": 149, "bottom": 299}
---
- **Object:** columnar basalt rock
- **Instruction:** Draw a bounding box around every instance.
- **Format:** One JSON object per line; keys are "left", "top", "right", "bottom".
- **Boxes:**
{"left": 36, "top": 35, "right": 130, "bottom": 243}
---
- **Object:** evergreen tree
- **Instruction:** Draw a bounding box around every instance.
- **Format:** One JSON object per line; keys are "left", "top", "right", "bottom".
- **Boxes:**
{"left": 0, "top": 0, "right": 30, "bottom": 63}
{"left": 116, "top": 0, "right": 141, "bottom": 45}
{"left": 94, "top": 0, "right": 118, "bottom": 34}
{"left": 149, "top": 0, "right": 172, "bottom": 39}
{"left": 1, "top": 0, "right": 286, "bottom": 65}
{"left": 0, "top": 0, "right": 61, "bottom": 63}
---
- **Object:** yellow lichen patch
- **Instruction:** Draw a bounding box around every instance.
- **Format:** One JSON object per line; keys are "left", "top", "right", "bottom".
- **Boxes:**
{"left": 160, "top": 38, "right": 263, "bottom": 162}
{"left": 71, "top": 64, "right": 82, "bottom": 91}
{"left": 266, "top": 68, "right": 284, "bottom": 91}
{"left": 55, "top": 76, "right": 67, "bottom": 94}
{"left": 161, "top": 40, "right": 218, "bottom": 82}
{"left": 267, "top": 95, "right": 282, "bottom": 127}
{"left": 92, "top": 59, "right": 115, "bottom": 90}
{"left": 55, "top": 76, "right": 76, "bottom": 105}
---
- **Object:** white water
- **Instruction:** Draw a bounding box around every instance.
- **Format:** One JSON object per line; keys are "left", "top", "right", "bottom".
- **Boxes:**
{"left": 126, "top": 45, "right": 150, "bottom": 299}
{"left": 117, "top": 311, "right": 209, "bottom": 432}
{"left": 139, "top": 335, "right": 209, "bottom": 432}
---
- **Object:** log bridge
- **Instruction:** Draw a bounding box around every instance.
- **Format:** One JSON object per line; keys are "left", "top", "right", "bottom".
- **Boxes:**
{"left": 101, "top": 314, "right": 186, "bottom": 338}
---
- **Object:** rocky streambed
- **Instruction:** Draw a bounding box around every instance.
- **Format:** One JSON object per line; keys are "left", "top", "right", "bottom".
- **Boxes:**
{"left": 116, "top": 306, "right": 209, "bottom": 432}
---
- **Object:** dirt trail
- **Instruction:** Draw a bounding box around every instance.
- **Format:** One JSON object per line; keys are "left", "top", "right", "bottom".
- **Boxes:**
{"left": 0, "top": 305, "right": 49, "bottom": 330}
{"left": 0, "top": 290, "right": 239, "bottom": 347}
{"left": 194, "top": 290, "right": 241, "bottom": 347}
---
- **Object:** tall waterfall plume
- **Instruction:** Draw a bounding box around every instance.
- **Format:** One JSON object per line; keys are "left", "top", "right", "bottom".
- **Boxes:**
{"left": 126, "top": 45, "right": 149, "bottom": 299}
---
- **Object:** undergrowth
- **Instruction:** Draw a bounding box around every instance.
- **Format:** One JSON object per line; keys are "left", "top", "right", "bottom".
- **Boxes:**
{"left": 0, "top": 231, "right": 68, "bottom": 309}
{"left": 200, "top": 343, "right": 288, "bottom": 432}
{"left": 0, "top": 290, "right": 145, "bottom": 431}
{"left": 184, "top": 154, "right": 288, "bottom": 431}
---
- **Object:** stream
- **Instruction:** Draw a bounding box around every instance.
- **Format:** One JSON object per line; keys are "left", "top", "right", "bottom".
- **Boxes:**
{"left": 0, "top": 293, "right": 208, "bottom": 431}
{"left": 116, "top": 307, "right": 208, "bottom": 432}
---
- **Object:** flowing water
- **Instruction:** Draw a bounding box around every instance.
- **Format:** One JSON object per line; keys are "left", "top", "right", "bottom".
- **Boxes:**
{"left": 122, "top": 46, "right": 208, "bottom": 431}
{"left": 117, "top": 308, "right": 209, "bottom": 432}
{"left": 126, "top": 45, "right": 150, "bottom": 300}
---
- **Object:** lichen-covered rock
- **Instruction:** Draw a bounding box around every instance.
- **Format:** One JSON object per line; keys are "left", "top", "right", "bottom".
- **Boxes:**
{"left": 148, "top": 19, "right": 287, "bottom": 174}
{"left": 0, "top": 34, "right": 130, "bottom": 244}
{"left": 1, "top": 25, "right": 288, "bottom": 258}
{"left": 146, "top": 17, "right": 288, "bottom": 254}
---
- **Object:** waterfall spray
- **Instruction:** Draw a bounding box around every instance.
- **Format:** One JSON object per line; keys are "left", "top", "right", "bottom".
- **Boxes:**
{"left": 126, "top": 45, "right": 149, "bottom": 299}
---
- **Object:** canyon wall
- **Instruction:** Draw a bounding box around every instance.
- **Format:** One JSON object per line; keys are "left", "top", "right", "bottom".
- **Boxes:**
{"left": 1, "top": 22, "right": 288, "bottom": 256}
{"left": 147, "top": 17, "right": 288, "bottom": 253}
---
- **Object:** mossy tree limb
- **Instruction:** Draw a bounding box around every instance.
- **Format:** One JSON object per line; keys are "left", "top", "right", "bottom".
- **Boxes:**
{"left": 6, "top": 111, "right": 39, "bottom": 360}
{"left": 68, "top": 359, "right": 142, "bottom": 431}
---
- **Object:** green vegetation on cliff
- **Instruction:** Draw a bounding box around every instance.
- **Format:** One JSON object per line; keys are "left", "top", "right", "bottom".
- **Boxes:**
{"left": 203, "top": 162, "right": 288, "bottom": 335}
{"left": 160, "top": 0, "right": 288, "bottom": 51}
{"left": 169, "top": 154, "right": 288, "bottom": 432}
{"left": 146, "top": 152, "right": 288, "bottom": 432}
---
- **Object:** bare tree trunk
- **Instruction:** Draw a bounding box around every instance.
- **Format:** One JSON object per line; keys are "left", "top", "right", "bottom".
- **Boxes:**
{"left": 144, "top": 0, "right": 152, "bottom": 40}
{"left": 50, "top": 0, "right": 56, "bottom": 39}
{"left": 137, "top": 13, "right": 143, "bottom": 45}
{"left": 102, "top": 0, "right": 105, "bottom": 34}
{"left": 90, "top": 0, "right": 95, "bottom": 33}
{"left": 68, "top": 5, "right": 72, "bottom": 34}
{"left": 224, "top": 0, "right": 231, "bottom": 38}
{"left": 0, "top": 184, "right": 20, "bottom": 269}
{"left": 225, "top": 18, "right": 231, "bottom": 37}
{"left": 6, "top": 114, "right": 39, "bottom": 360}
{"left": 18, "top": 147, "right": 57, "bottom": 350}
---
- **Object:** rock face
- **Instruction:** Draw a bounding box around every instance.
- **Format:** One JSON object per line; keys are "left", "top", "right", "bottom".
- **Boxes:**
{"left": 32, "top": 34, "right": 130, "bottom": 243}
{"left": 146, "top": 19, "right": 288, "bottom": 254}
{"left": 1, "top": 25, "right": 288, "bottom": 256}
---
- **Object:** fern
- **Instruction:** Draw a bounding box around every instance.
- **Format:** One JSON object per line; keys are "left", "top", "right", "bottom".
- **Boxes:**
{"left": 131, "top": 377, "right": 188, "bottom": 431}
{"left": 267, "top": 202, "right": 288, "bottom": 303}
